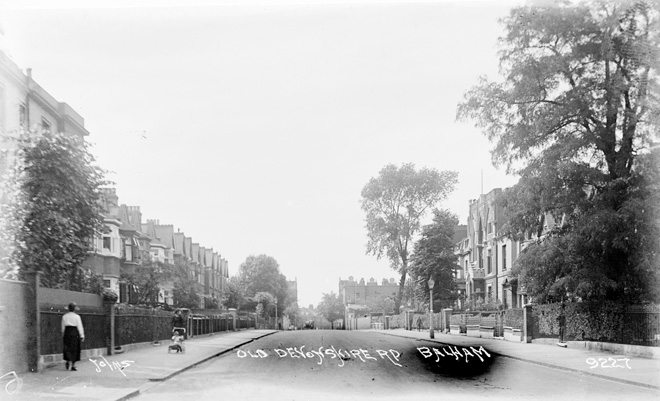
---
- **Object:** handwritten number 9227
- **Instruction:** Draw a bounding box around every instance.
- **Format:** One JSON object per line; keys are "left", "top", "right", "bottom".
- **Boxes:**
{"left": 586, "top": 357, "right": 631, "bottom": 369}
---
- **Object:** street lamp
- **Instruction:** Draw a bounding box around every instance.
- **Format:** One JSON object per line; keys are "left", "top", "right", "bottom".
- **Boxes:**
{"left": 406, "top": 300, "right": 412, "bottom": 330}
{"left": 275, "top": 298, "right": 278, "bottom": 330}
{"left": 428, "top": 278, "right": 435, "bottom": 339}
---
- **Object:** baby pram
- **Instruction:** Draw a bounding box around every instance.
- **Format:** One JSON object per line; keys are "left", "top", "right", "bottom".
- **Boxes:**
{"left": 168, "top": 328, "right": 186, "bottom": 353}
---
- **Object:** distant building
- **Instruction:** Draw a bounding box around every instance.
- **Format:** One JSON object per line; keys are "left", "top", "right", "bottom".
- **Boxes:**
{"left": 82, "top": 188, "right": 122, "bottom": 295}
{"left": 142, "top": 220, "right": 174, "bottom": 305}
{"left": 287, "top": 278, "right": 298, "bottom": 307}
{"left": 338, "top": 276, "right": 399, "bottom": 310}
{"left": 338, "top": 276, "right": 398, "bottom": 328}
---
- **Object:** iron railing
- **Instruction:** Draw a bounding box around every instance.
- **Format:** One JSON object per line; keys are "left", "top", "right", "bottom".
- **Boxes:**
{"left": 41, "top": 311, "right": 107, "bottom": 354}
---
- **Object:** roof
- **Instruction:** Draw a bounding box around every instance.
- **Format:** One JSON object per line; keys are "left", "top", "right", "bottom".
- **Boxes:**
{"left": 453, "top": 225, "right": 468, "bottom": 243}
{"left": 142, "top": 220, "right": 165, "bottom": 247}
{"left": 117, "top": 205, "right": 142, "bottom": 233}
{"left": 191, "top": 243, "right": 200, "bottom": 263}
{"left": 184, "top": 237, "right": 193, "bottom": 258}
{"left": 154, "top": 224, "right": 175, "bottom": 248}
{"left": 174, "top": 232, "right": 185, "bottom": 255}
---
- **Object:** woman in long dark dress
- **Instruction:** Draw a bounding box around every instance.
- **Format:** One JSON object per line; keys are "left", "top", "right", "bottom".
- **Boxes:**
{"left": 61, "top": 302, "right": 85, "bottom": 371}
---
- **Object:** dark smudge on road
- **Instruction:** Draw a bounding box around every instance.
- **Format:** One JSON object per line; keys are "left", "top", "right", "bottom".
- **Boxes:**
{"left": 412, "top": 342, "right": 496, "bottom": 378}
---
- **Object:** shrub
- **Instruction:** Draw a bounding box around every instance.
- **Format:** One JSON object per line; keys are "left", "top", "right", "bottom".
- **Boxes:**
{"left": 102, "top": 288, "right": 118, "bottom": 302}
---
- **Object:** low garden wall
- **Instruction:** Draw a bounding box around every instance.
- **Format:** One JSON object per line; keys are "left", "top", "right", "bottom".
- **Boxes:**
{"left": 448, "top": 309, "right": 524, "bottom": 342}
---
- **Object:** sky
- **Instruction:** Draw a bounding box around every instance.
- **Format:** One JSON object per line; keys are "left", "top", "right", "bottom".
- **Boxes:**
{"left": 0, "top": 0, "right": 522, "bottom": 308}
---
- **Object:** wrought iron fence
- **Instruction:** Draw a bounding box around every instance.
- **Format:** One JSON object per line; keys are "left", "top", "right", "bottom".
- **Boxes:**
{"left": 41, "top": 311, "right": 106, "bottom": 355}
{"left": 189, "top": 315, "right": 237, "bottom": 336}
{"left": 620, "top": 308, "right": 660, "bottom": 346}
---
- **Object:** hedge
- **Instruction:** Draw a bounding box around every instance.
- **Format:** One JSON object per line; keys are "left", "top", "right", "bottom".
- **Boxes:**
{"left": 504, "top": 308, "right": 524, "bottom": 329}
{"left": 533, "top": 301, "right": 642, "bottom": 343}
{"left": 533, "top": 303, "right": 562, "bottom": 337}
{"left": 564, "top": 302, "right": 625, "bottom": 342}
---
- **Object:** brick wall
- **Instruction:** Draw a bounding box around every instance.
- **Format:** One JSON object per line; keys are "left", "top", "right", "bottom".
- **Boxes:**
{"left": 0, "top": 279, "right": 31, "bottom": 374}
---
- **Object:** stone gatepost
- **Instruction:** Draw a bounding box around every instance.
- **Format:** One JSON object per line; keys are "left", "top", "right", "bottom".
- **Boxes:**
{"left": 103, "top": 300, "right": 115, "bottom": 355}
{"left": 442, "top": 308, "right": 452, "bottom": 333}
{"left": 24, "top": 271, "right": 41, "bottom": 372}
{"left": 228, "top": 308, "right": 237, "bottom": 331}
{"left": 523, "top": 304, "right": 534, "bottom": 343}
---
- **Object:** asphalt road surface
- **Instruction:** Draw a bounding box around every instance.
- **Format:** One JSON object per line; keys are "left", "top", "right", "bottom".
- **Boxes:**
{"left": 137, "top": 330, "right": 660, "bottom": 401}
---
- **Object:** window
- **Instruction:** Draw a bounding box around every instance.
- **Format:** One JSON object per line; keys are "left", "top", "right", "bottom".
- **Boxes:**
{"left": 487, "top": 250, "right": 492, "bottom": 274}
{"left": 41, "top": 117, "right": 51, "bottom": 131}
{"left": 124, "top": 239, "right": 133, "bottom": 261}
{"left": 502, "top": 245, "right": 507, "bottom": 270}
{"left": 19, "top": 104, "right": 27, "bottom": 127}
{"left": 103, "top": 237, "right": 112, "bottom": 251}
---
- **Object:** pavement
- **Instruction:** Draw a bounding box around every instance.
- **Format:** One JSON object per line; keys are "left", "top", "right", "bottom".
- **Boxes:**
{"left": 3, "top": 329, "right": 277, "bottom": 401}
{"left": 371, "top": 328, "right": 660, "bottom": 391}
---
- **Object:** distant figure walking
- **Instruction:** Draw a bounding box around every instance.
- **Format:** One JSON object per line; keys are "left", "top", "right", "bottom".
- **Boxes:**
{"left": 61, "top": 302, "right": 85, "bottom": 371}
{"left": 416, "top": 316, "right": 422, "bottom": 332}
{"left": 172, "top": 310, "right": 186, "bottom": 337}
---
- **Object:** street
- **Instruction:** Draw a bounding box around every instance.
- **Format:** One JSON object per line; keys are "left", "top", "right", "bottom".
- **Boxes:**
{"left": 136, "top": 330, "right": 660, "bottom": 401}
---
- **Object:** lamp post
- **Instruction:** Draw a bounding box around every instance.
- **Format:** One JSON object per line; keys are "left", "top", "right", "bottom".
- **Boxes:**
{"left": 428, "top": 278, "right": 435, "bottom": 339}
{"left": 275, "top": 298, "right": 278, "bottom": 330}
{"left": 406, "top": 301, "right": 412, "bottom": 330}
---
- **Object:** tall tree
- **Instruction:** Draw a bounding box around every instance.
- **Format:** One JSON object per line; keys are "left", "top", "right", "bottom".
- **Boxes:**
{"left": 222, "top": 276, "right": 244, "bottom": 310}
{"left": 254, "top": 291, "right": 277, "bottom": 318}
{"left": 361, "top": 163, "right": 458, "bottom": 312}
{"left": 121, "top": 261, "right": 174, "bottom": 305}
{"left": 457, "top": 1, "right": 660, "bottom": 303}
{"left": 9, "top": 130, "right": 106, "bottom": 289}
{"left": 317, "top": 292, "right": 344, "bottom": 329}
{"left": 237, "top": 254, "right": 289, "bottom": 309}
{"left": 409, "top": 209, "right": 460, "bottom": 309}
{"left": 172, "top": 260, "right": 201, "bottom": 309}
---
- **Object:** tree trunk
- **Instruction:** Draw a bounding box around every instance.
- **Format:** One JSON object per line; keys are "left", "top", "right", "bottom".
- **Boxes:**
{"left": 395, "top": 270, "right": 407, "bottom": 313}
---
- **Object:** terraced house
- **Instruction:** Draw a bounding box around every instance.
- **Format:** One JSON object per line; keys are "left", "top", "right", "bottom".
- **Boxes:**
{"left": 456, "top": 188, "right": 562, "bottom": 309}
{"left": 457, "top": 188, "right": 522, "bottom": 309}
